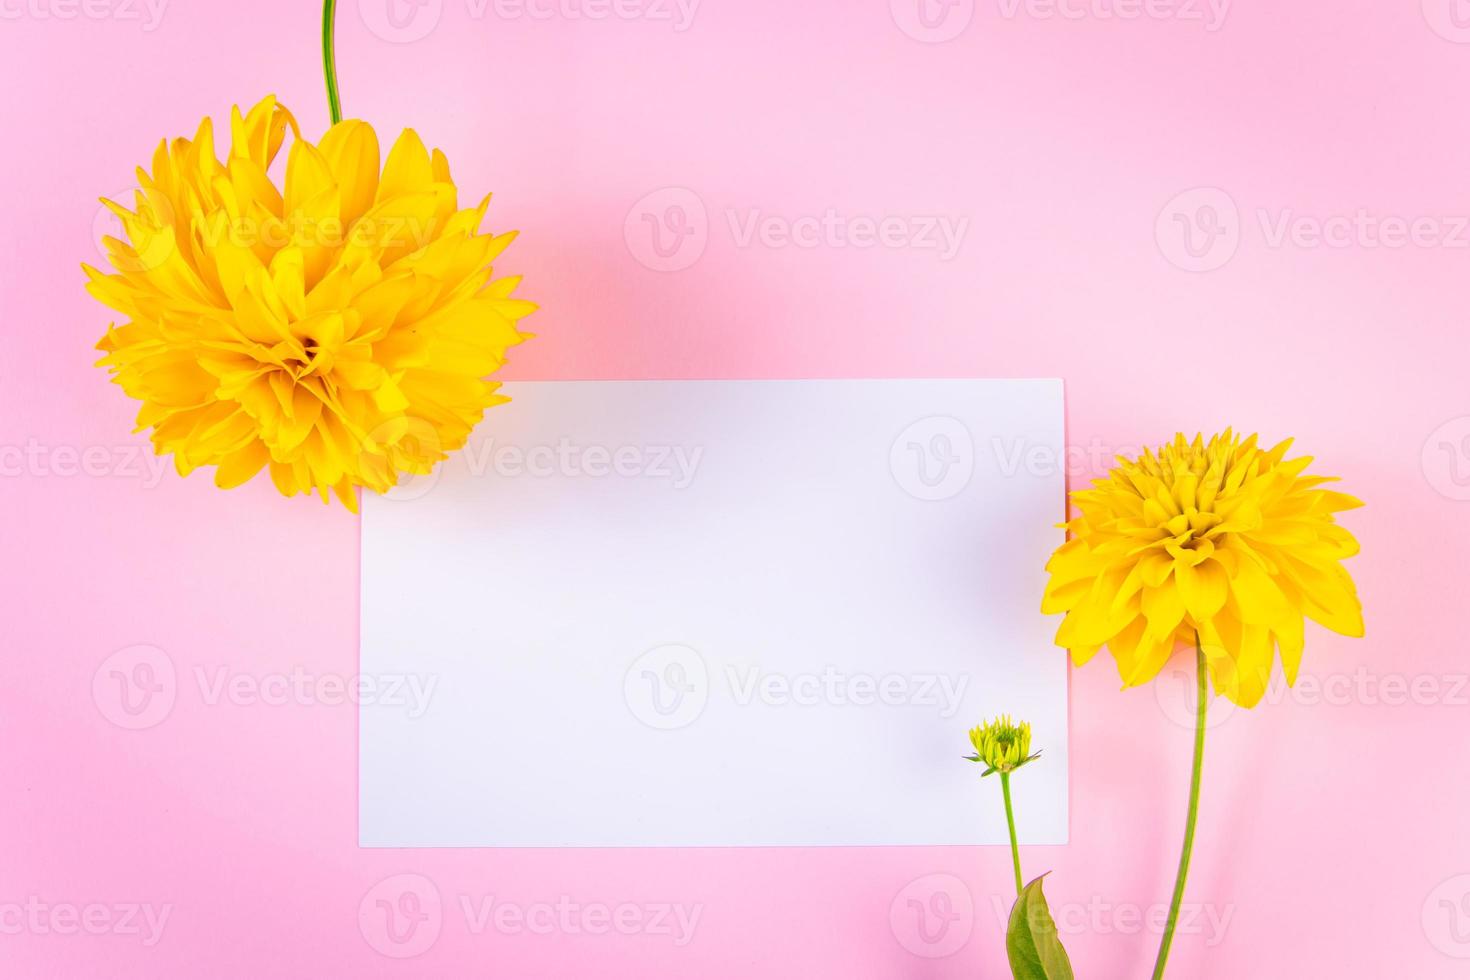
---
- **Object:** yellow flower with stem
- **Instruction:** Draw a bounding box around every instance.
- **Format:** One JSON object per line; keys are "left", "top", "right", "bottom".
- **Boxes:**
{"left": 1041, "top": 431, "right": 1363, "bottom": 979}
{"left": 965, "top": 718, "right": 1074, "bottom": 976}
{"left": 966, "top": 715, "right": 1041, "bottom": 896}
{"left": 85, "top": 1, "right": 534, "bottom": 511}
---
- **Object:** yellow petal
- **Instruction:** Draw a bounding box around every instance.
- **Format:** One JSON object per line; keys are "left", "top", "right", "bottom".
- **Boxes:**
{"left": 318, "top": 120, "right": 381, "bottom": 225}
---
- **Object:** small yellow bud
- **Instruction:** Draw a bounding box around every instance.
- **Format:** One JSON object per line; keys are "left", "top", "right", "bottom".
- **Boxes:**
{"left": 965, "top": 715, "right": 1040, "bottom": 776}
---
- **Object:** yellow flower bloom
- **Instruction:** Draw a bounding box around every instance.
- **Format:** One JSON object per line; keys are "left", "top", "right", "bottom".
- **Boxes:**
{"left": 85, "top": 96, "right": 534, "bottom": 511}
{"left": 966, "top": 715, "right": 1039, "bottom": 775}
{"left": 1042, "top": 431, "right": 1363, "bottom": 707}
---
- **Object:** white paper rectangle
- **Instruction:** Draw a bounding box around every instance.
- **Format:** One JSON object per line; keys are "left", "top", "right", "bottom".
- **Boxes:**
{"left": 360, "top": 380, "right": 1068, "bottom": 847}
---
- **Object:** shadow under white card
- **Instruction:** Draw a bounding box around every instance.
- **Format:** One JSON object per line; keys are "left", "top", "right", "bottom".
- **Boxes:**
{"left": 360, "top": 380, "right": 1068, "bottom": 847}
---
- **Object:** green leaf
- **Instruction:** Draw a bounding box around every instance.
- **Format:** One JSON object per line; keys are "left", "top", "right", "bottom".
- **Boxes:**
{"left": 1006, "top": 875, "right": 1075, "bottom": 980}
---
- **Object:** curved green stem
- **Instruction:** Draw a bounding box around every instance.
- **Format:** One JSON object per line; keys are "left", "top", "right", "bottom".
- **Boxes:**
{"left": 1000, "top": 771, "right": 1023, "bottom": 898}
{"left": 1150, "top": 635, "right": 1208, "bottom": 980}
{"left": 322, "top": 0, "right": 343, "bottom": 124}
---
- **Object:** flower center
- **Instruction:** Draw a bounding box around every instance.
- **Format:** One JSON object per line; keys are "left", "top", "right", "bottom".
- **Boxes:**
{"left": 282, "top": 335, "right": 330, "bottom": 379}
{"left": 1161, "top": 506, "right": 1222, "bottom": 562}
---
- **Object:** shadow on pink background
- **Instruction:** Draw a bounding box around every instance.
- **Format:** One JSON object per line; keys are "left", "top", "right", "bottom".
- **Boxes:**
{"left": 3, "top": 0, "right": 1469, "bottom": 976}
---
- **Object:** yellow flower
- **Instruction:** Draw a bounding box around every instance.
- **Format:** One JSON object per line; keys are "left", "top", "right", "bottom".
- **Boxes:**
{"left": 85, "top": 96, "right": 534, "bottom": 511}
{"left": 1042, "top": 431, "right": 1363, "bottom": 707}
{"left": 966, "top": 715, "right": 1039, "bottom": 775}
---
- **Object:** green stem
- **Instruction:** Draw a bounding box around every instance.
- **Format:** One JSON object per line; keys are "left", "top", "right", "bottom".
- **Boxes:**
{"left": 1000, "top": 771, "right": 1023, "bottom": 897}
{"left": 1150, "top": 634, "right": 1208, "bottom": 980}
{"left": 322, "top": 0, "right": 343, "bottom": 124}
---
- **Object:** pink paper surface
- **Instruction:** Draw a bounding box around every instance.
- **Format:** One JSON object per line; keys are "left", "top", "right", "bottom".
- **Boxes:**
{"left": 2, "top": 1, "right": 1468, "bottom": 976}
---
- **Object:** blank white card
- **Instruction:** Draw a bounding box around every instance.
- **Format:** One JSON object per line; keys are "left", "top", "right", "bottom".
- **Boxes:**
{"left": 360, "top": 380, "right": 1067, "bottom": 847}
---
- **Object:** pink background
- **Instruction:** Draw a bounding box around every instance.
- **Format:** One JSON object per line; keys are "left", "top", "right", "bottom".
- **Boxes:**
{"left": 3, "top": 0, "right": 1469, "bottom": 976}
